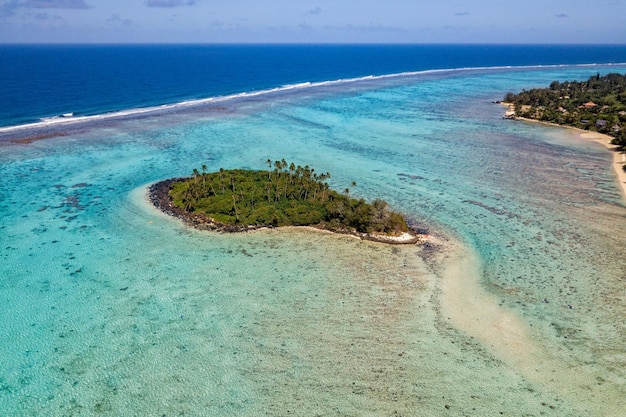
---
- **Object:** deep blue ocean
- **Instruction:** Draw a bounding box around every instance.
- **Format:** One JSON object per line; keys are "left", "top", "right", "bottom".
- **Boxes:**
{"left": 2, "top": 44, "right": 626, "bottom": 128}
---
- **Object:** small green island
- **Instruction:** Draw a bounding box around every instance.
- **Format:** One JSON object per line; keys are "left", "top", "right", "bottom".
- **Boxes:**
{"left": 149, "top": 159, "right": 419, "bottom": 244}
{"left": 502, "top": 72, "right": 626, "bottom": 155}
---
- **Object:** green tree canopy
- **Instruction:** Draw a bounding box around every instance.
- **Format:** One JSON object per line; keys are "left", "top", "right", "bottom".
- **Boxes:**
{"left": 168, "top": 161, "right": 410, "bottom": 236}
{"left": 504, "top": 72, "right": 626, "bottom": 150}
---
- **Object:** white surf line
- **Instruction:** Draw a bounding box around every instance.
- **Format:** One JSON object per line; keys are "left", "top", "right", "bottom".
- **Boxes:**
{"left": 2, "top": 62, "right": 625, "bottom": 135}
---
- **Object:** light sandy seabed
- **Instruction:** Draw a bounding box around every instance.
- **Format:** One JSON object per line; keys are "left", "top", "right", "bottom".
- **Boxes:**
{"left": 3, "top": 67, "right": 626, "bottom": 416}
{"left": 141, "top": 185, "right": 624, "bottom": 416}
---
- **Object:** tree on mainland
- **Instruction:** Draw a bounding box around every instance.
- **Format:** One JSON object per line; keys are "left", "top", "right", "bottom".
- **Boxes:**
{"left": 503, "top": 72, "right": 626, "bottom": 166}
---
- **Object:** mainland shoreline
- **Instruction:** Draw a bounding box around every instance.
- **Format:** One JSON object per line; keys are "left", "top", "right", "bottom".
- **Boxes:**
{"left": 501, "top": 102, "right": 626, "bottom": 201}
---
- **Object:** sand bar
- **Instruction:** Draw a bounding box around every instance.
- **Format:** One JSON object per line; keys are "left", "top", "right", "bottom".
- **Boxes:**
{"left": 439, "top": 241, "right": 626, "bottom": 416}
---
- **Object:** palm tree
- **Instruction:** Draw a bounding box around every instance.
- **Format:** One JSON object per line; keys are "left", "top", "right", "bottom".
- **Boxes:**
{"left": 289, "top": 162, "right": 296, "bottom": 185}
{"left": 322, "top": 182, "right": 329, "bottom": 201}
{"left": 274, "top": 160, "right": 281, "bottom": 178}
{"left": 192, "top": 168, "right": 200, "bottom": 198}
{"left": 266, "top": 159, "right": 273, "bottom": 179}
{"left": 231, "top": 194, "right": 240, "bottom": 223}
{"left": 207, "top": 175, "right": 217, "bottom": 196}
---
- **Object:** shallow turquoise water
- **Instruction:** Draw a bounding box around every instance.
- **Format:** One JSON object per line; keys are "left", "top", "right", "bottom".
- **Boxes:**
{"left": 1, "top": 66, "right": 625, "bottom": 415}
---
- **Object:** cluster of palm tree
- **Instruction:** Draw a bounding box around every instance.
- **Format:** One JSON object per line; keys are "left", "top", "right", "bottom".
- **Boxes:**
{"left": 168, "top": 159, "right": 408, "bottom": 234}
{"left": 263, "top": 158, "right": 333, "bottom": 203}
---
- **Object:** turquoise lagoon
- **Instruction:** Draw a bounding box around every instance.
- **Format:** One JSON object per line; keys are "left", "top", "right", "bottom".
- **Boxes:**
{"left": 1, "top": 66, "right": 625, "bottom": 416}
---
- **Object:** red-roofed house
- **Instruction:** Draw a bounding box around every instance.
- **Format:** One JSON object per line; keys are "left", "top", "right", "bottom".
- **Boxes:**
{"left": 580, "top": 101, "right": 597, "bottom": 109}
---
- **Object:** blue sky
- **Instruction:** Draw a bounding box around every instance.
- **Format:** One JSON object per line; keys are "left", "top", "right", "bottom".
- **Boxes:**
{"left": 1, "top": 0, "right": 625, "bottom": 44}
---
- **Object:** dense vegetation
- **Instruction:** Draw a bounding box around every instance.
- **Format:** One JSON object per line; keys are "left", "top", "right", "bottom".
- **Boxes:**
{"left": 169, "top": 160, "right": 409, "bottom": 235}
{"left": 503, "top": 72, "right": 626, "bottom": 151}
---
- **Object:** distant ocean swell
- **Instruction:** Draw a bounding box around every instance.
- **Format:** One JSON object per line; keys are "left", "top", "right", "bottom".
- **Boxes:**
{"left": 2, "top": 62, "right": 626, "bottom": 135}
{"left": 3, "top": 44, "right": 626, "bottom": 130}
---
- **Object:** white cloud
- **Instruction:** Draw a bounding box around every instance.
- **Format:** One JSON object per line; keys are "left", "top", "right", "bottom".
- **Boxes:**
{"left": 22, "top": 0, "right": 90, "bottom": 9}
{"left": 145, "top": 0, "right": 196, "bottom": 7}
{"left": 1, "top": 0, "right": 89, "bottom": 17}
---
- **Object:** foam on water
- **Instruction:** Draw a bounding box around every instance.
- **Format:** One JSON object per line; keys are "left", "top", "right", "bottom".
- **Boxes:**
{"left": 3, "top": 62, "right": 626, "bottom": 136}
{"left": 1, "top": 65, "right": 625, "bottom": 415}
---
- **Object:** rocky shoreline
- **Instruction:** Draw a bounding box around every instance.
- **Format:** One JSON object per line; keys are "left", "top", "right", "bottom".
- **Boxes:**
{"left": 149, "top": 179, "right": 421, "bottom": 244}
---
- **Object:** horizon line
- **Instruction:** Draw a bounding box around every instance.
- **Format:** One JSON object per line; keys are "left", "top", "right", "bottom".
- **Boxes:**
{"left": 2, "top": 42, "right": 626, "bottom": 47}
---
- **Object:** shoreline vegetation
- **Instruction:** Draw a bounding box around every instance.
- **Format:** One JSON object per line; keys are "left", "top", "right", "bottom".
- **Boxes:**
{"left": 149, "top": 160, "right": 420, "bottom": 244}
{"left": 499, "top": 72, "right": 626, "bottom": 200}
